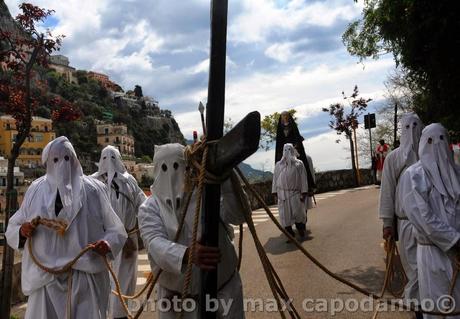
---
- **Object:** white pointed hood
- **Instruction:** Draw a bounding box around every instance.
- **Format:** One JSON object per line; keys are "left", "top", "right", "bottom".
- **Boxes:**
{"left": 419, "top": 123, "right": 460, "bottom": 200}
{"left": 399, "top": 112, "right": 424, "bottom": 164}
{"left": 279, "top": 143, "right": 298, "bottom": 168}
{"left": 94, "top": 145, "right": 127, "bottom": 186}
{"left": 151, "top": 143, "right": 186, "bottom": 217}
{"left": 42, "top": 136, "right": 83, "bottom": 224}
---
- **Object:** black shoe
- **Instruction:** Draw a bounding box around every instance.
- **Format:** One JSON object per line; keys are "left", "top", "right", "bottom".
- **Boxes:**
{"left": 285, "top": 226, "right": 295, "bottom": 243}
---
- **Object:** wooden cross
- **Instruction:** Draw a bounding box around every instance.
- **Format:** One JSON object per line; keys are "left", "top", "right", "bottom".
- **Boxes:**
{"left": 201, "top": 1, "right": 260, "bottom": 318}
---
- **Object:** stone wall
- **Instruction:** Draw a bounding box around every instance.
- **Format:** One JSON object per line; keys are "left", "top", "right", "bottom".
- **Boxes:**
{"left": 315, "top": 169, "right": 374, "bottom": 193}
{"left": 244, "top": 169, "right": 374, "bottom": 210}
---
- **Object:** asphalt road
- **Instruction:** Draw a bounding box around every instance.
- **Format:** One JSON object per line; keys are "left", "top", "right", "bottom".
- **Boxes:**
{"left": 12, "top": 185, "right": 412, "bottom": 319}
{"left": 237, "top": 186, "right": 411, "bottom": 319}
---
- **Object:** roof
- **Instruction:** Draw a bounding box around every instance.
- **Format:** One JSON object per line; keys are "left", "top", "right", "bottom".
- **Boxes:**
{"left": 0, "top": 115, "right": 52, "bottom": 122}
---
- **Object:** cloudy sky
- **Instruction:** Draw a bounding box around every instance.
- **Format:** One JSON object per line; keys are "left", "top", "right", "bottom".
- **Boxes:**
{"left": 6, "top": 0, "right": 396, "bottom": 172}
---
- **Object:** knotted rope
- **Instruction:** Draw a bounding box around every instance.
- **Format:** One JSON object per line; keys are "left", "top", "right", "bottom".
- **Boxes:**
{"left": 27, "top": 216, "right": 132, "bottom": 319}
{"left": 371, "top": 237, "right": 406, "bottom": 319}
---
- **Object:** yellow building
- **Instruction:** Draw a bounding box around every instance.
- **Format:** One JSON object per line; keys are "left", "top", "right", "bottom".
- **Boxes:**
{"left": 0, "top": 115, "right": 56, "bottom": 168}
{"left": 96, "top": 122, "right": 135, "bottom": 157}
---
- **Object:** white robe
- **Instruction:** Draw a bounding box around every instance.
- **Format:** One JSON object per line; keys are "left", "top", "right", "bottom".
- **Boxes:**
{"left": 5, "top": 176, "right": 127, "bottom": 319}
{"left": 380, "top": 148, "right": 419, "bottom": 301}
{"left": 399, "top": 162, "right": 460, "bottom": 318}
{"left": 138, "top": 180, "right": 245, "bottom": 319}
{"left": 272, "top": 159, "right": 308, "bottom": 227}
{"left": 92, "top": 172, "right": 147, "bottom": 318}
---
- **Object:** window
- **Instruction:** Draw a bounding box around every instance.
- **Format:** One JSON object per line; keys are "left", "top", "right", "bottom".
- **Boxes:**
{"left": 104, "top": 128, "right": 109, "bottom": 135}
{"left": 105, "top": 137, "right": 109, "bottom": 143}
{"left": 35, "top": 133, "right": 44, "bottom": 142}
{"left": 45, "top": 125, "right": 48, "bottom": 132}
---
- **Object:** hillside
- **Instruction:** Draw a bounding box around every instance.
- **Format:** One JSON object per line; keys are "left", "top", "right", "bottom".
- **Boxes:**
{"left": 39, "top": 69, "right": 185, "bottom": 171}
{"left": 238, "top": 162, "right": 273, "bottom": 183}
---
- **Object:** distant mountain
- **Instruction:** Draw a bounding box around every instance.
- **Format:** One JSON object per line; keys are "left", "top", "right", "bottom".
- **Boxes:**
{"left": 238, "top": 162, "right": 273, "bottom": 183}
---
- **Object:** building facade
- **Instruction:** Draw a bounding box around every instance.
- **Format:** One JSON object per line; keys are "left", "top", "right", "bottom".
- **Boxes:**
{"left": 96, "top": 122, "right": 135, "bottom": 157}
{"left": 88, "top": 71, "right": 119, "bottom": 91}
{"left": 0, "top": 116, "right": 56, "bottom": 168}
{"left": 49, "top": 54, "right": 77, "bottom": 83}
{"left": 0, "top": 156, "right": 26, "bottom": 217}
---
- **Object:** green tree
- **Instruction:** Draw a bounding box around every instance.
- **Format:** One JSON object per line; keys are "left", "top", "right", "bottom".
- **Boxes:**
{"left": 260, "top": 109, "right": 297, "bottom": 150}
{"left": 322, "top": 86, "right": 371, "bottom": 186}
{"left": 343, "top": 0, "right": 460, "bottom": 131}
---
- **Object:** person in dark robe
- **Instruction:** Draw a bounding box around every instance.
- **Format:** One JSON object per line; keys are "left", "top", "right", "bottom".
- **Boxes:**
{"left": 275, "top": 111, "right": 316, "bottom": 231}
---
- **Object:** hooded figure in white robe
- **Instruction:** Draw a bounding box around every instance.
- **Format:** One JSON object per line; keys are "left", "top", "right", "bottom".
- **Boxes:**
{"left": 92, "top": 145, "right": 147, "bottom": 318}
{"left": 5, "top": 136, "right": 127, "bottom": 319}
{"left": 138, "top": 143, "right": 246, "bottom": 319}
{"left": 272, "top": 143, "right": 308, "bottom": 239}
{"left": 399, "top": 123, "right": 460, "bottom": 318}
{"left": 379, "top": 113, "right": 424, "bottom": 302}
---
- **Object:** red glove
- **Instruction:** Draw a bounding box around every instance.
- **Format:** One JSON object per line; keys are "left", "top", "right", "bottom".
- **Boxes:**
{"left": 382, "top": 227, "right": 394, "bottom": 240}
{"left": 20, "top": 222, "right": 36, "bottom": 238}
{"left": 92, "top": 240, "right": 111, "bottom": 256}
{"left": 187, "top": 243, "right": 221, "bottom": 271}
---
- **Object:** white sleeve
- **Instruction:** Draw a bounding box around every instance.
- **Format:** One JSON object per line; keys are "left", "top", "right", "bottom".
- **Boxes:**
{"left": 5, "top": 184, "right": 36, "bottom": 250}
{"left": 5, "top": 203, "right": 27, "bottom": 251}
{"left": 379, "top": 153, "right": 397, "bottom": 227}
{"left": 95, "top": 182, "right": 127, "bottom": 259}
{"left": 128, "top": 176, "right": 147, "bottom": 216}
{"left": 272, "top": 165, "right": 279, "bottom": 194}
{"left": 400, "top": 169, "right": 460, "bottom": 252}
{"left": 138, "top": 198, "right": 187, "bottom": 275}
{"left": 298, "top": 162, "right": 309, "bottom": 194}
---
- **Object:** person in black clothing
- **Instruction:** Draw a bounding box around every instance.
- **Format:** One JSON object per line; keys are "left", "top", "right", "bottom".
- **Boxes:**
{"left": 275, "top": 111, "right": 316, "bottom": 235}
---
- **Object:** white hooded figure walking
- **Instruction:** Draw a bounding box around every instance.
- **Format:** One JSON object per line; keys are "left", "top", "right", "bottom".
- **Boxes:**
{"left": 138, "top": 143, "right": 246, "bottom": 319}
{"left": 5, "top": 136, "right": 127, "bottom": 319}
{"left": 379, "top": 113, "right": 424, "bottom": 304}
{"left": 92, "top": 145, "right": 147, "bottom": 319}
{"left": 399, "top": 124, "right": 460, "bottom": 318}
{"left": 272, "top": 143, "right": 309, "bottom": 240}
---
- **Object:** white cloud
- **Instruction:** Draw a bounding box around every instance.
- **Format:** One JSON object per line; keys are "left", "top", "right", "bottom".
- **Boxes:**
{"left": 264, "top": 42, "right": 296, "bottom": 63}
{"left": 3, "top": 0, "right": 393, "bottom": 172}
{"left": 229, "top": 0, "right": 360, "bottom": 44}
{"left": 244, "top": 130, "right": 353, "bottom": 173}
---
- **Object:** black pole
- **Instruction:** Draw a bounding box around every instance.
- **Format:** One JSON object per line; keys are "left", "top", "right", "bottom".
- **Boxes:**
{"left": 201, "top": 0, "right": 228, "bottom": 318}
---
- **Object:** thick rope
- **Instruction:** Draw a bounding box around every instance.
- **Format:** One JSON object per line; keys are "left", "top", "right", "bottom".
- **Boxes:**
{"left": 372, "top": 237, "right": 398, "bottom": 319}
{"left": 235, "top": 167, "right": 460, "bottom": 316}
{"left": 179, "top": 143, "right": 209, "bottom": 319}
{"left": 28, "top": 217, "right": 132, "bottom": 318}
{"left": 231, "top": 172, "right": 297, "bottom": 319}
{"left": 132, "top": 189, "right": 195, "bottom": 319}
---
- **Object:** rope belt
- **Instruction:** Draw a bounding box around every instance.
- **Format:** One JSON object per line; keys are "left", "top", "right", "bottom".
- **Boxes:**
{"left": 418, "top": 241, "right": 435, "bottom": 246}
